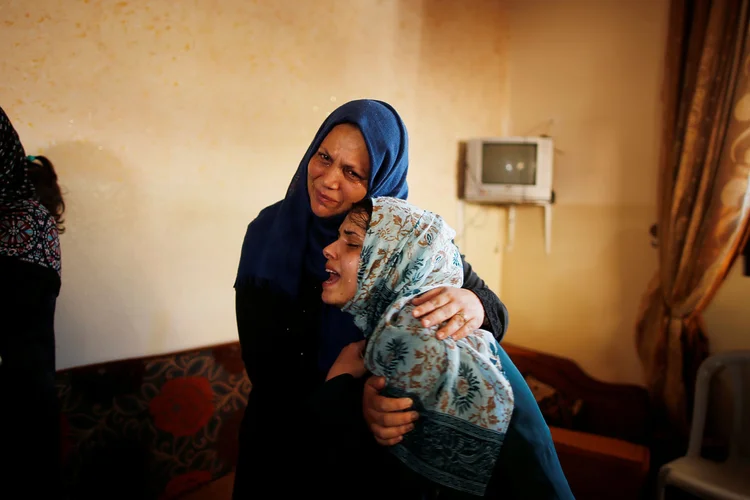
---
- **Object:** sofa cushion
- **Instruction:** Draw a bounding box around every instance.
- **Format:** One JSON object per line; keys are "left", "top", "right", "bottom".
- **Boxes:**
{"left": 524, "top": 374, "right": 583, "bottom": 429}
{"left": 56, "top": 342, "right": 251, "bottom": 499}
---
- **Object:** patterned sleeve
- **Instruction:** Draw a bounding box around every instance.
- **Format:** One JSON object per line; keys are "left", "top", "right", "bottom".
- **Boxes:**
{"left": 459, "top": 253, "right": 509, "bottom": 341}
{"left": 0, "top": 107, "right": 34, "bottom": 204}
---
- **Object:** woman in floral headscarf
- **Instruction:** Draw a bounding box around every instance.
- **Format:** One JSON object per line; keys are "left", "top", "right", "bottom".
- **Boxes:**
{"left": 320, "top": 197, "right": 574, "bottom": 499}
{"left": 0, "top": 106, "right": 66, "bottom": 495}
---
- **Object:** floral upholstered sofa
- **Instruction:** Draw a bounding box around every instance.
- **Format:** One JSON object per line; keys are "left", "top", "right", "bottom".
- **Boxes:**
{"left": 55, "top": 342, "right": 249, "bottom": 499}
{"left": 55, "top": 341, "right": 651, "bottom": 500}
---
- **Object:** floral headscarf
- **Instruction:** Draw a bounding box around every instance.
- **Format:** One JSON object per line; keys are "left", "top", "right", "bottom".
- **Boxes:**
{"left": 342, "top": 197, "right": 514, "bottom": 496}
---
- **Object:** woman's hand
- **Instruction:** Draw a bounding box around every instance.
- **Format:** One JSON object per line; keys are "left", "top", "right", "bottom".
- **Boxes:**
{"left": 362, "top": 376, "right": 419, "bottom": 446}
{"left": 326, "top": 340, "right": 367, "bottom": 381}
{"left": 411, "top": 287, "right": 484, "bottom": 340}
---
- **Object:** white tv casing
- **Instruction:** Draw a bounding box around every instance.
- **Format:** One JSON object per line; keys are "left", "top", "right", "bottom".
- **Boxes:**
{"left": 463, "top": 136, "right": 554, "bottom": 204}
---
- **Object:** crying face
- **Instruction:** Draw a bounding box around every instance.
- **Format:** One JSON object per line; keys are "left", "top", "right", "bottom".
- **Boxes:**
{"left": 321, "top": 211, "right": 367, "bottom": 307}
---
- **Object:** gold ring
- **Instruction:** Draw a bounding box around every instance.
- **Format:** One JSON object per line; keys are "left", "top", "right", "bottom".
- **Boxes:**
{"left": 456, "top": 312, "right": 467, "bottom": 325}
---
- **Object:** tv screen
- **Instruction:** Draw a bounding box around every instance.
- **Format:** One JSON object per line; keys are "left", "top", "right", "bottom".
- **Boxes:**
{"left": 481, "top": 143, "right": 537, "bottom": 185}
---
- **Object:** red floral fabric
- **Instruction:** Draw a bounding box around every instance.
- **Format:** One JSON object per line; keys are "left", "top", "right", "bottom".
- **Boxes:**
{"left": 149, "top": 377, "right": 215, "bottom": 437}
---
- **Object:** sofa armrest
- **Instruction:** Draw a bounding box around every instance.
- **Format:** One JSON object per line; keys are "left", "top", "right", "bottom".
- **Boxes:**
{"left": 551, "top": 427, "right": 650, "bottom": 471}
{"left": 180, "top": 471, "right": 235, "bottom": 500}
{"left": 504, "top": 343, "right": 651, "bottom": 443}
{"left": 550, "top": 427, "right": 650, "bottom": 500}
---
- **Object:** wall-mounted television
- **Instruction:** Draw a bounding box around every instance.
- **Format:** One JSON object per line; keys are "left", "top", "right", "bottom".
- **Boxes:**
{"left": 462, "top": 136, "right": 554, "bottom": 204}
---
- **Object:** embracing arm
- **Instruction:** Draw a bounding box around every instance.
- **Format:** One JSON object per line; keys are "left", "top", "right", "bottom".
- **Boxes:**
{"left": 410, "top": 254, "right": 509, "bottom": 342}
{"left": 367, "top": 253, "right": 509, "bottom": 446}
{"left": 369, "top": 257, "right": 509, "bottom": 445}
{"left": 460, "top": 254, "right": 509, "bottom": 341}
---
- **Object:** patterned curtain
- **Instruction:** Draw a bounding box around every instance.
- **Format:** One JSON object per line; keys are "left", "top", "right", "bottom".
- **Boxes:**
{"left": 636, "top": 0, "right": 750, "bottom": 432}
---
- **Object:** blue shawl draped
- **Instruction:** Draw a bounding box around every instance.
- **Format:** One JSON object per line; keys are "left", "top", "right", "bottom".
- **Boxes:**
{"left": 234, "top": 99, "right": 409, "bottom": 370}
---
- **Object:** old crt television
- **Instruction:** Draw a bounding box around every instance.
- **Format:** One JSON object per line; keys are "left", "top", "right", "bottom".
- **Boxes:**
{"left": 463, "top": 136, "right": 554, "bottom": 204}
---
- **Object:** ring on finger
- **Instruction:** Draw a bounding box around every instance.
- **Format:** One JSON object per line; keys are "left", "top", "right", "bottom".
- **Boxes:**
{"left": 455, "top": 312, "right": 467, "bottom": 325}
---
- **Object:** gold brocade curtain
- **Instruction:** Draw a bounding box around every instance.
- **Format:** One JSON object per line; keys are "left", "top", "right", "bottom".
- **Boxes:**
{"left": 636, "top": 0, "right": 750, "bottom": 432}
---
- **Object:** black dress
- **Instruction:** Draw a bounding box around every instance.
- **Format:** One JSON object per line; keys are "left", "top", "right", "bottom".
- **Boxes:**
{"left": 0, "top": 108, "right": 63, "bottom": 495}
{"left": 232, "top": 258, "right": 507, "bottom": 499}
{"left": 0, "top": 257, "right": 62, "bottom": 495}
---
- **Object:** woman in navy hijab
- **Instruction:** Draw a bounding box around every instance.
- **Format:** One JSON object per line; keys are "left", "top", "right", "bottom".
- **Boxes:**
{"left": 232, "top": 100, "right": 508, "bottom": 498}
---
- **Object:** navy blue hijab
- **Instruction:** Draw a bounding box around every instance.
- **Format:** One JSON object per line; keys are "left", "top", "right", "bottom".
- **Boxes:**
{"left": 235, "top": 99, "right": 409, "bottom": 370}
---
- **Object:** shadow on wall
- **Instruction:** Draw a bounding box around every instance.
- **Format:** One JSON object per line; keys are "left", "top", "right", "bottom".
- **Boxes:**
{"left": 600, "top": 207, "right": 656, "bottom": 384}
{"left": 40, "top": 141, "right": 163, "bottom": 370}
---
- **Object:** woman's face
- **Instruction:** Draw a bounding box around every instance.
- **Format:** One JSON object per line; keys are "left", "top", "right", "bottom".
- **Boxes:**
{"left": 321, "top": 210, "right": 368, "bottom": 306}
{"left": 308, "top": 124, "right": 371, "bottom": 218}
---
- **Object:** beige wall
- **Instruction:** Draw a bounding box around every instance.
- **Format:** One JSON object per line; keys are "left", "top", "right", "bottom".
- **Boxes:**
{"left": 500, "top": 0, "right": 750, "bottom": 387}
{"left": 1, "top": 0, "right": 507, "bottom": 369}
{"left": 705, "top": 264, "right": 750, "bottom": 353}
{"left": 499, "top": 0, "right": 668, "bottom": 384}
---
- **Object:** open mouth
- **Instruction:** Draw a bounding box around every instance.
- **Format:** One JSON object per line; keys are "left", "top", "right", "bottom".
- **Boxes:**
{"left": 323, "top": 268, "right": 340, "bottom": 287}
